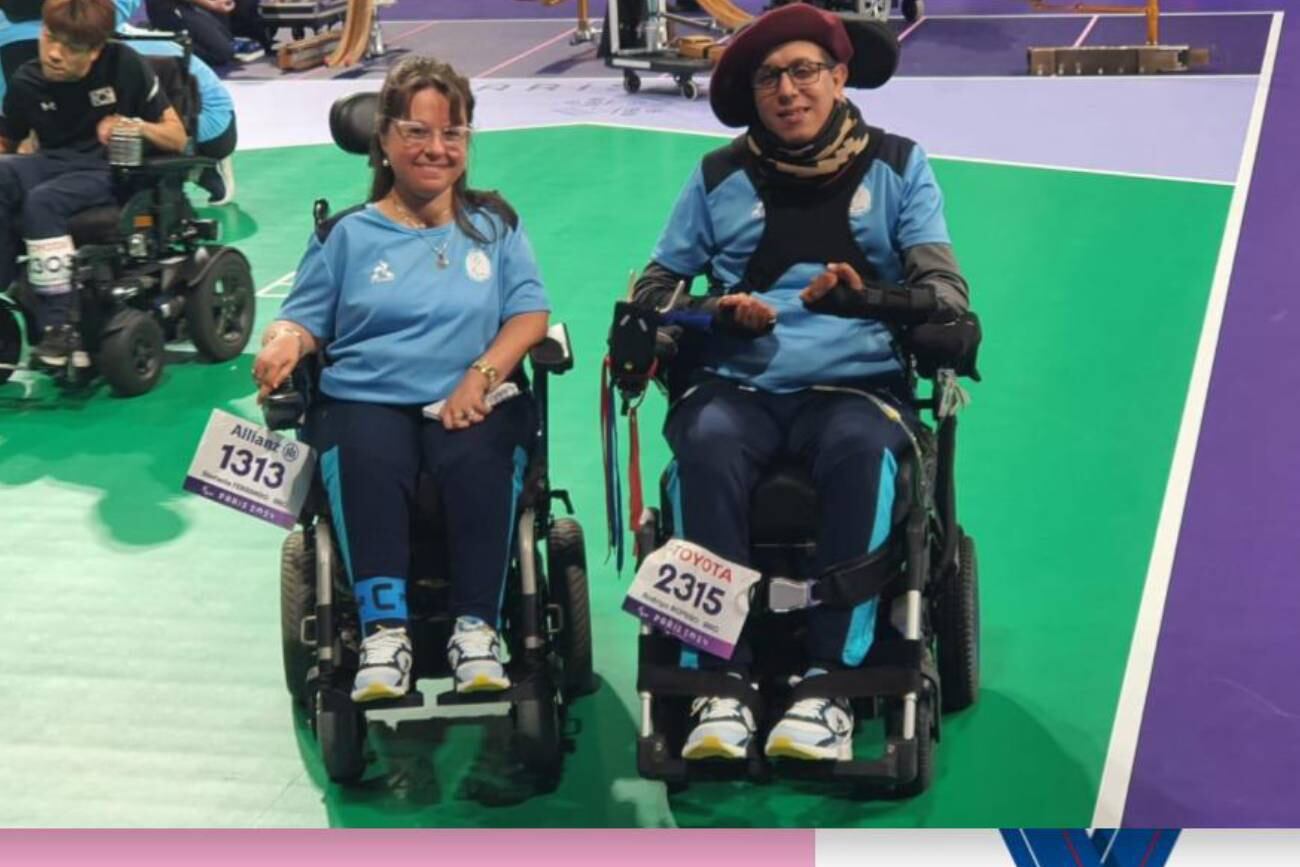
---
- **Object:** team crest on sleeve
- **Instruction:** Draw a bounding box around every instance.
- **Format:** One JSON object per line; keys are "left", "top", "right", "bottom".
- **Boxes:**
{"left": 466, "top": 249, "right": 491, "bottom": 282}
{"left": 751, "top": 201, "right": 765, "bottom": 220}
{"left": 849, "top": 185, "right": 873, "bottom": 216}
{"left": 88, "top": 87, "right": 118, "bottom": 108}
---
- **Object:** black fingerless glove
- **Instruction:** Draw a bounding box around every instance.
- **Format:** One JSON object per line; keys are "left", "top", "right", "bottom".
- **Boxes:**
{"left": 804, "top": 282, "right": 938, "bottom": 325}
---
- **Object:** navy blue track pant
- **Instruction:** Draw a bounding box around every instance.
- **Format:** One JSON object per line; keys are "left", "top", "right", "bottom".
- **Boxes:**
{"left": 664, "top": 379, "right": 913, "bottom": 674}
{"left": 310, "top": 396, "right": 534, "bottom": 633}
{"left": 0, "top": 153, "right": 113, "bottom": 315}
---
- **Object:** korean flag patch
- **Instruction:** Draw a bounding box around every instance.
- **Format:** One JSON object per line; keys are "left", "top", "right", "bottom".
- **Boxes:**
{"left": 89, "top": 86, "right": 117, "bottom": 108}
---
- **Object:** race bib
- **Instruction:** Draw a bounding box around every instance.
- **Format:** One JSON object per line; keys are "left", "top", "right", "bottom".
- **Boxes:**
{"left": 622, "top": 539, "right": 761, "bottom": 660}
{"left": 183, "top": 409, "right": 315, "bottom": 528}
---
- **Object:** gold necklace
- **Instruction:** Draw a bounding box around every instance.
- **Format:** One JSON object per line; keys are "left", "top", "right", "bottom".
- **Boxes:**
{"left": 388, "top": 195, "right": 451, "bottom": 269}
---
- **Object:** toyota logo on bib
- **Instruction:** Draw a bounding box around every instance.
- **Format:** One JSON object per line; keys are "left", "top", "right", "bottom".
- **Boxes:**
{"left": 466, "top": 249, "right": 491, "bottom": 282}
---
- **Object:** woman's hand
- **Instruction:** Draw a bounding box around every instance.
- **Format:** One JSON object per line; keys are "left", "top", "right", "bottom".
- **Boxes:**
{"left": 441, "top": 368, "right": 492, "bottom": 430}
{"left": 253, "top": 331, "right": 303, "bottom": 403}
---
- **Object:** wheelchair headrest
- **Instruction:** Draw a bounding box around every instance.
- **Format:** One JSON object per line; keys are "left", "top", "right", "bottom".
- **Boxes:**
{"left": 329, "top": 92, "right": 379, "bottom": 156}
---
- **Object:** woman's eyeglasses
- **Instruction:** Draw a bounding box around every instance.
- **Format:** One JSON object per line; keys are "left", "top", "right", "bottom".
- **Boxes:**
{"left": 388, "top": 119, "right": 472, "bottom": 149}
{"left": 752, "top": 61, "right": 832, "bottom": 93}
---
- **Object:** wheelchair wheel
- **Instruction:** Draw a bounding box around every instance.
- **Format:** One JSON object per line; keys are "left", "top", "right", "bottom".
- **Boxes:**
{"left": 280, "top": 530, "right": 316, "bottom": 709}
{"left": 186, "top": 248, "right": 255, "bottom": 362}
{"left": 887, "top": 691, "right": 935, "bottom": 799}
{"left": 317, "top": 695, "right": 367, "bottom": 784}
{"left": 937, "top": 531, "right": 980, "bottom": 713}
{"left": 513, "top": 696, "right": 562, "bottom": 784}
{"left": 902, "top": 0, "right": 924, "bottom": 23}
{"left": 549, "top": 517, "right": 595, "bottom": 699}
{"left": 0, "top": 305, "right": 20, "bottom": 385}
{"left": 99, "top": 309, "right": 164, "bottom": 397}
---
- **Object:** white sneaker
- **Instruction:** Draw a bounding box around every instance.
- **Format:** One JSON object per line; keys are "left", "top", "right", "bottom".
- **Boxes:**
{"left": 209, "top": 157, "right": 236, "bottom": 206}
{"left": 447, "top": 616, "right": 511, "bottom": 693}
{"left": 350, "top": 626, "right": 413, "bottom": 702}
{"left": 765, "top": 673, "right": 854, "bottom": 761}
{"left": 682, "top": 695, "right": 756, "bottom": 760}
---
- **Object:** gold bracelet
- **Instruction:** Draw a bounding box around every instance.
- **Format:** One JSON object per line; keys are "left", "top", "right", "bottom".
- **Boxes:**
{"left": 470, "top": 359, "right": 498, "bottom": 388}
{"left": 264, "top": 326, "right": 306, "bottom": 355}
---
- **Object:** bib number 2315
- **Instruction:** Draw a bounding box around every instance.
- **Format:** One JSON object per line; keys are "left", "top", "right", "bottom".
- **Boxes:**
{"left": 622, "top": 539, "right": 760, "bottom": 661}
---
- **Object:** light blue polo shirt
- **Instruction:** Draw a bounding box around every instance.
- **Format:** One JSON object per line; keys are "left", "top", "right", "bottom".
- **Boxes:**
{"left": 279, "top": 205, "right": 550, "bottom": 405}
{"left": 652, "top": 139, "right": 951, "bottom": 392}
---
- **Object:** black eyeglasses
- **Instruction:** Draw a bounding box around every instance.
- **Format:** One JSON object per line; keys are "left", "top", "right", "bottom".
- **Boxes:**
{"left": 752, "top": 60, "right": 833, "bottom": 92}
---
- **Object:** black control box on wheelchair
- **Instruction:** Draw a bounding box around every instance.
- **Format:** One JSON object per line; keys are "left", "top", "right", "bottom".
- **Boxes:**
{"left": 607, "top": 294, "right": 981, "bottom": 798}
{"left": 0, "top": 34, "right": 254, "bottom": 397}
{"left": 264, "top": 91, "right": 595, "bottom": 788}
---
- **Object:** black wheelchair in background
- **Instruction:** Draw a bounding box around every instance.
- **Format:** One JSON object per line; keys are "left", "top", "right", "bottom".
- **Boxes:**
{"left": 266, "top": 92, "right": 594, "bottom": 788}
{"left": 607, "top": 298, "right": 981, "bottom": 798}
{"left": 0, "top": 34, "right": 254, "bottom": 397}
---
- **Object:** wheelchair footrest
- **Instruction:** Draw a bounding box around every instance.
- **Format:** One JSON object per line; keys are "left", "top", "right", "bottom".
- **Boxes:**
{"left": 436, "top": 674, "right": 550, "bottom": 707}
{"left": 771, "top": 738, "right": 916, "bottom": 784}
{"left": 355, "top": 690, "right": 426, "bottom": 712}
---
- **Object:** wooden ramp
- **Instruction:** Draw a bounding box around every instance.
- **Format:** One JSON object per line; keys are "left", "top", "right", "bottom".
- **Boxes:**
{"left": 695, "top": 0, "right": 751, "bottom": 31}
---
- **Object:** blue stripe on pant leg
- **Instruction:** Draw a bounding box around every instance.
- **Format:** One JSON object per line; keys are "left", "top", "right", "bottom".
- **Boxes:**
{"left": 319, "top": 446, "right": 356, "bottom": 583}
{"left": 841, "top": 448, "right": 897, "bottom": 668}
{"left": 492, "top": 445, "right": 529, "bottom": 630}
{"left": 666, "top": 460, "right": 698, "bottom": 670}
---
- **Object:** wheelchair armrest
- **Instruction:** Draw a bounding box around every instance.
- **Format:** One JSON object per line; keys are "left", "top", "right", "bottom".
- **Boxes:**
{"left": 119, "top": 155, "right": 216, "bottom": 177}
{"left": 529, "top": 322, "right": 574, "bottom": 374}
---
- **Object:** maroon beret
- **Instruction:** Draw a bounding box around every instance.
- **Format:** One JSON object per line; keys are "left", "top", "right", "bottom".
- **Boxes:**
{"left": 709, "top": 4, "right": 900, "bottom": 128}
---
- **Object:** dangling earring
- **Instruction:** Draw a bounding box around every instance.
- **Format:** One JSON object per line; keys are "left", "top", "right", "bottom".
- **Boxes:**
{"left": 381, "top": 156, "right": 390, "bottom": 167}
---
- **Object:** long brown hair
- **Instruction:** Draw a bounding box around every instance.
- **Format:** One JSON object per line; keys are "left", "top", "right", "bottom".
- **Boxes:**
{"left": 369, "top": 56, "right": 517, "bottom": 244}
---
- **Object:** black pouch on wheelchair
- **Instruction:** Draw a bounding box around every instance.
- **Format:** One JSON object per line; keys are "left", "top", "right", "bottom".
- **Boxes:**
{"left": 902, "top": 310, "right": 983, "bottom": 380}
{"left": 608, "top": 301, "right": 663, "bottom": 390}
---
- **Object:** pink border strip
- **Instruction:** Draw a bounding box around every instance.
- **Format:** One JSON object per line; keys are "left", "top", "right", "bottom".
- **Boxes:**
{"left": 0, "top": 830, "right": 816, "bottom": 866}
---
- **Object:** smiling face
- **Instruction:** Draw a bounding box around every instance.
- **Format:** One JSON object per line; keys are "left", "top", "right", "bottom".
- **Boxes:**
{"left": 379, "top": 86, "right": 469, "bottom": 204}
{"left": 752, "top": 39, "right": 848, "bottom": 146}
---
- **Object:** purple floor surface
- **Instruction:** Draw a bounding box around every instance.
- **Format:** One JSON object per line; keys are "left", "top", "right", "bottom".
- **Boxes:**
{"left": 1086, "top": 12, "right": 1273, "bottom": 74}
{"left": 1123, "top": 8, "right": 1300, "bottom": 828}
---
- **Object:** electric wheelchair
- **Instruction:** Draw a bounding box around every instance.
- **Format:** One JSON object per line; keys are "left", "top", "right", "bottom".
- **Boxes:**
{"left": 606, "top": 298, "right": 982, "bottom": 798}
{"left": 0, "top": 35, "right": 254, "bottom": 397}
{"left": 266, "top": 92, "right": 595, "bottom": 788}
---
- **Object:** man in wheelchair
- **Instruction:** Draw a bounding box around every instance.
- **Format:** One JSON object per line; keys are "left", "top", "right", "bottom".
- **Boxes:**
{"left": 618, "top": 5, "right": 977, "bottom": 778}
{"left": 0, "top": 0, "right": 186, "bottom": 372}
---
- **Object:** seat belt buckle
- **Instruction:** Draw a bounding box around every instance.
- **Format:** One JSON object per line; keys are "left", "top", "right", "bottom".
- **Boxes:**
{"left": 768, "top": 577, "right": 820, "bottom": 613}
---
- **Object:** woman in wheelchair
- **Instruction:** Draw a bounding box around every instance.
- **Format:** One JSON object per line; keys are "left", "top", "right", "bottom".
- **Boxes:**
{"left": 252, "top": 56, "right": 550, "bottom": 703}
{"left": 631, "top": 5, "right": 972, "bottom": 764}
{"left": 0, "top": 0, "right": 186, "bottom": 370}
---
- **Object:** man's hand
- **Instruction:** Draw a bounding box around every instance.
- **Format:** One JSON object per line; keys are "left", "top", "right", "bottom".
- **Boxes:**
{"left": 715, "top": 293, "right": 776, "bottom": 336}
{"left": 441, "top": 368, "right": 492, "bottom": 431}
{"left": 199, "top": 0, "right": 236, "bottom": 12}
{"left": 799, "top": 262, "right": 865, "bottom": 306}
{"left": 96, "top": 114, "right": 134, "bottom": 146}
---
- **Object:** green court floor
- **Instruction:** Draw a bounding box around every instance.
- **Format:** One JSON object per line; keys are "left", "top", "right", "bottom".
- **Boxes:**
{"left": 0, "top": 126, "right": 1230, "bottom": 827}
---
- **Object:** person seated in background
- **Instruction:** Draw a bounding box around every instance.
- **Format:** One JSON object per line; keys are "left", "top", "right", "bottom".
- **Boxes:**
{"left": 119, "top": 23, "right": 238, "bottom": 204}
{"left": 0, "top": 0, "right": 186, "bottom": 369}
{"left": 144, "top": 0, "right": 268, "bottom": 68}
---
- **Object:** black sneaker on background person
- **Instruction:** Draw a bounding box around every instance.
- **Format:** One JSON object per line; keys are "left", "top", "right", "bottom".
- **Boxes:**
{"left": 31, "top": 323, "right": 89, "bottom": 371}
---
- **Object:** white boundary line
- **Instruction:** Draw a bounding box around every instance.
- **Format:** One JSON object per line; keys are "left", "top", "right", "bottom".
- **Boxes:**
{"left": 477, "top": 27, "right": 577, "bottom": 78}
{"left": 256, "top": 271, "right": 296, "bottom": 298}
{"left": 379, "top": 11, "right": 1278, "bottom": 23}
{"left": 484, "top": 119, "right": 1236, "bottom": 186}
{"left": 1090, "top": 10, "right": 1285, "bottom": 829}
{"left": 1073, "top": 14, "right": 1100, "bottom": 48}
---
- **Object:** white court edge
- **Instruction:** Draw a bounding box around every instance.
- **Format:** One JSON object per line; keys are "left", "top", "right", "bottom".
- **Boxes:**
{"left": 1090, "top": 10, "right": 1285, "bottom": 829}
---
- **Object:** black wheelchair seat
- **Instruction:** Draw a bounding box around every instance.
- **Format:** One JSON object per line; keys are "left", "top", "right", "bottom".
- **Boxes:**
{"left": 67, "top": 205, "right": 123, "bottom": 247}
